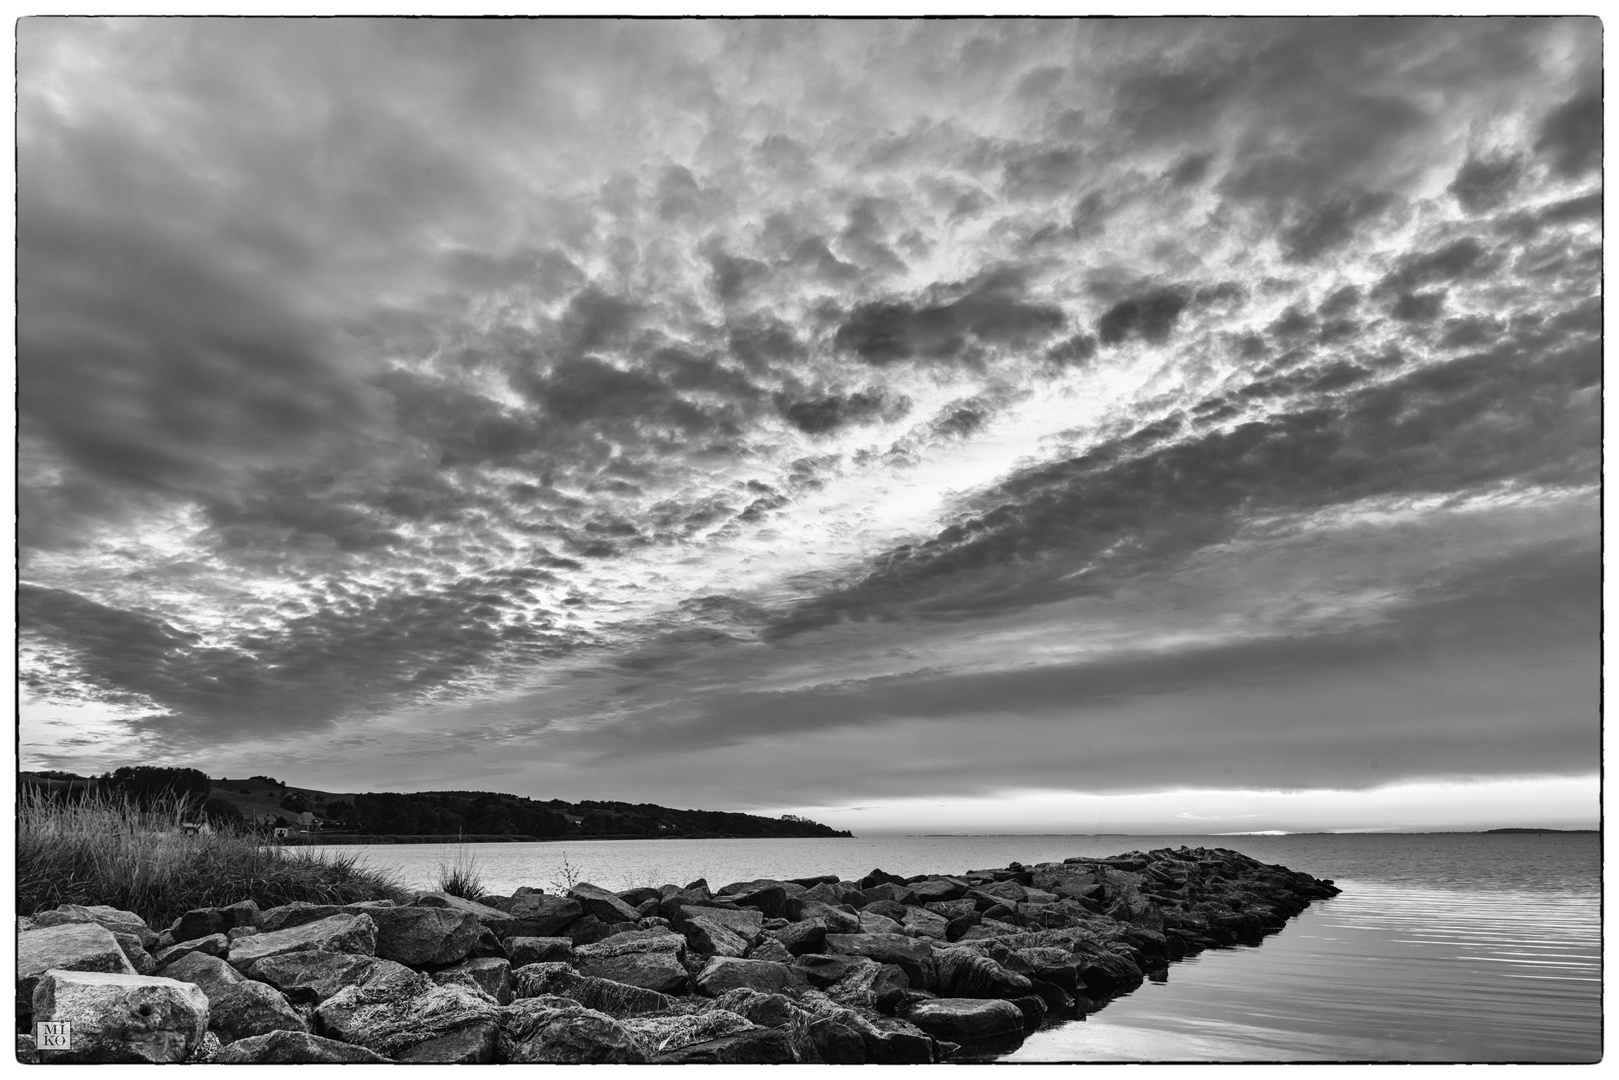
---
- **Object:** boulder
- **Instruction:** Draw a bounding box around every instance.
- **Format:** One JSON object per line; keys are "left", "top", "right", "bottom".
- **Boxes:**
{"left": 497, "top": 996, "right": 649, "bottom": 1063}
{"left": 412, "top": 891, "right": 518, "bottom": 930}
{"left": 315, "top": 963, "right": 502, "bottom": 1058}
{"left": 849, "top": 1011, "right": 941, "bottom": 1063}
{"left": 859, "top": 869, "right": 909, "bottom": 889}
{"left": 575, "top": 926, "right": 686, "bottom": 961}
{"left": 30, "top": 905, "right": 157, "bottom": 949}
{"left": 723, "top": 883, "right": 791, "bottom": 919}
{"left": 683, "top": 915, "right": 749, "bottom": 958}
{"left": 576, "top": 951, "right": 690, "bottom": 995}
{"left": 824, "top": 932, "right": 937, "bottom": 990}
{"left": 154, "top": 934, "right": 229, "bottom": 967}
{"left": 210, "top": 1030, "right": 392, "bottom": 1064}
{"left": 1008, "top": 992, "right": 1048, "bottom": 1034}
{"left": 227, "top": 926, "right": 261, "bottom": 943}
{"left": 935, "top": 948, "right": 1034, "bottom": 998}
{"left": 861, "top": 882, "right": 920, "bottom": 906}
{"left": 506, "top": 936, "right": 574, "bottom": 966}
{"left": 30, "top": 970, "right": 208, "bottom": 1063}
{"left": 909, "top": 877, "right": 970, "bottom": 903}
{"left": 568, "top": 882, "right": 641, "bottom": 925}
{"left": 746, "top": 938, "right": 794, "bottom": 964}
{"left": 255, "top": 900, "right": 393, "bottom": 934}
{"left": 159, "top": 950, "right": 247, "bottom": 997}
{"left": 649, "top": 1026, "right": 798, "bottom": 1064}
{"left": 499, "top": 893, "right": 583, "bottom": 937}
{"left": 112, "top": 931, "right": 159, "bottom": 976}
{"left": 431, "top": 957, "right": 515, "bottom": 1005}
{"left": 207, "top": 978, "right": 309, "bottom": 1044}
{"left": 559, "top": 914, "right": 632, "bottom": 945}
{"left": 800, "top": 900, "right": 861, "bottom": 933}
{"left": 795, "top": 952, "right": 878, "bottom": 988}
{"left": 368, "top": 906, "right": 483, "bottom": 968}
{"left": 770, "top": 918, "right": 828, "bottom": 956}
{"left": 512, "top": 962, "right": 674, "bottom": 1017}
{"left": 226, "top": 913, "right": 377, "bottom": 972}
{"left": 620, "top": 1009, "right": 757, "bottom": 1054}
{"left": 902, "top": 907, "right": 951, "bottom": 940}
{"left": 826, "top": 961, "right": 910, "bottom": 1014}
{"left": 858, "top": 909, "right": 905, "bottom": 935}
{"left": 250, "top": 955, "right": 402, "bottom": 1007}
{"left": 904, "top": 997, "right": 1025, "bottom": 1044}
{"left": 170, "top": 900, "right": 260, "bottom": 943}
{"left": 694, "top": 956, "right": 802, "bottom": 997}
{"left": 393, "top": 1019, "right": 501, "bottom": 1063}
{"left": 469, "top": 925, "right": 510, "bottom": 960}
{"left": 675, "top": 903, "right": 763, "bottom": 941}
{"left": 18, "top": 922, "right": 136, "bottom": 1013}
{"left": 702, "top": 986, "right": 808, "bottom": 1029}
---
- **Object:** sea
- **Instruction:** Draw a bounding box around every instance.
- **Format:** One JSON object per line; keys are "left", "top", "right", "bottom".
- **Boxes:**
{"left": 301, "top": 832, "right": 1602, "bottom": 1063}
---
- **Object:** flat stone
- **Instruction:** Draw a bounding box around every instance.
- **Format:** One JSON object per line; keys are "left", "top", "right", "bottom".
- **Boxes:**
{"left": 621, "top": 1009, "right": 757, "bottom": 1054}
{"left": 226, "top": 913, "right": 377, "bottom": 972}
{"left": 683, "top": 914, "right": 749, "bottom": 958}
{"left": 30, "top": 970, "right": 208, "bottom": 1063}
{"left": 154, "top": 933, "right": 229, "bottom": 967}
{"left": 239, "top": 951, "right": 398, "bottom": 1004}
{"left": 210, "top": 1030, "right": 392, "bottom": 1063}
{"left": 574, "top": 927, "right": 686, "bottom": 961}
{"left": 412, "top": 891, "right": 519, "bottom": 928}
{"left": 393, "top": 1018, "right": 500, "bottom": 1063}
{"left": 824, "top": 932, "right": 937, "bottom": 990}
{"left": 511, "top": 962, "right": 674, "bottom": 1017}
{"left": 577, "top": 951, "right": 690, "bottom": 995}
{"left": 18, "top": 922, "right": 136, "bottom": 1011}
{"left": 31, "top": 905, "right": 156, "bottom": 948}
{"left": 649, "top": 1026, "right": 798, "bottom": 1063}
{"left": 676, "top": 904, "right": 763, "bottom": 940}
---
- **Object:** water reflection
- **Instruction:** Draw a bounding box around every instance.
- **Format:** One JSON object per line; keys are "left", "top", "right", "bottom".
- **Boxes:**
{"left": 1003, "top": 883, "right": 1601, "bottom": 1063}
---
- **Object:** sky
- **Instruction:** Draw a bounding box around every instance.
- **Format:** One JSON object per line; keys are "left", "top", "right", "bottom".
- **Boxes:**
{"left": 15, "top": 17, "right": 1601, "bottom": 833}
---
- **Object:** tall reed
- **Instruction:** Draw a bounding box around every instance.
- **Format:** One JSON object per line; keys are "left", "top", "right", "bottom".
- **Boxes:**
{"left": 434, "top": 836, "right": 486, "bottom": 901}
{"left": 17, "top": 787, "right": 407, "bottom": 930}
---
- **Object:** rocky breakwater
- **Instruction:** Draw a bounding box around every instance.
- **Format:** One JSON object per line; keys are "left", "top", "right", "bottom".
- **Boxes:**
{"left": 16, "top": 846, "right": 1339, "bottom": 1063}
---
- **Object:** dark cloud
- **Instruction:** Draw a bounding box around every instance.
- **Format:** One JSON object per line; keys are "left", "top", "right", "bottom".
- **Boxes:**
{"left": 1096, "top": 287, "right": 1189, "bottom": 345}
{"left": 1448, "top": 153, "right": 1522, "bottom": 213}
{"left": 835, "top": 270, "right": 1066, "bottom": 364}
{"left": 777, "top": 388, "right": 908, "bottom": 435}
{"left": 1535, "top": 89, "right": 1601, "bottom": 177}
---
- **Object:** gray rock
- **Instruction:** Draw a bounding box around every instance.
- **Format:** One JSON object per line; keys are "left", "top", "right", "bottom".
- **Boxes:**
{"left": 649, "top": 1026, "right": 799, "bottom": 1063}
{"left": 568, "top": 882, "right": 641, "bottom": 924}
{"left": 770, "top": 918, "right": 829, "bottom": 956}
{"left": 723, "top": 882, "right": 791, "bottom": 919}
{"left": 511, "top": 962, "right": 673, "bottom": 1017}
{"left": 30, "top": 970, "right": 208, "bottom": 1063}
{"left": 226, "top": 913, "right": 377, "bottom": 972}
{"left": 368, "top": 906, "right": 483, "bottom": 968}
{"left": 112, "top": 931, "right": 159, "bottom": 975}
{"left": 559, "top": 913, "right": 633, "bottom": 945}
{"left": 902, "top": 907, "right": 952, "bottom": 940}
{"left": 211, "top": 1029, "right": 392, "bottom": 1063}
{"left": 746, "top": 938, "right": 794, "bottom": 964}
{"left": 255, "top": 901, "right": 388, "bottom": 934}
{"left": 506, "top": 935, "right": 574, "bottom": 966}
{"left": 431, "top": 957, "right": 515, "bottom": 1005}
{"left": 159, "top": 950, "right": 247, "bottom": 998}
{"left": 576, "top": 951, "right": 690, "bottom": 995}
{"left": 226, "top": 925, "right": 260, "bottom": 943}
{"left": 794, "top": 952, "right": 877, "bottom": 988}
{"left": 240, "top": 951, "right": 398, "bottom": 1005}
{"left": 694, "top": 956, "right": 803, "bottom": 997}
{"left": 826, "top": 960, "right": 911, "bottom": 1013}
{"left": 315, "top": 962, "right": 502, "bottom": 1058}
{"left": 676, "top": 903, "right": 763, "bottom": 940}
{"left": 30, "top": 905, "right": 156, "bottom": 949}
{"left": 412, "top": 891, "right": 518, "bottom": 928}
{"left": 171, "top": 900, "right": 260, "bottom": 943}
{"left": 393, "top": 1019, "right": 500, "bottom": 1063}
{"left": 824, "top": 932, "right": 937, "bottom": 990}
{"left": 154, "top": 933, "right": 229, "bottom": 967}
{"left": 208, "top": 978, "right": 309, "bottom": 1044}
{"left": 702, "top": 986, "right": 809, "bottom": 1029}
{"left": 497, "top": 996, "right": 649, "bottom": 1063}
{"left": 188, "top": 1029, "right": 222, "bottom": 1062}
{"left": 935, "top": 948, "right": 1034, "bottom": 998}
{"left": 800, "top": 900, "right": 862, "bottom": 933}
{"left": 904, "top": 997, "right": 1025, "bottom": 1044}
{"left": 18, "top": 922, "right": 136, "bottom": 1012}
{"left": 575, "top": 926, "right": 687, "bottom": 961}
{"left": 858, "top": 909, "right": 905, "bottom": 935}
{"left": 683, "top": 914, "right": 749, "bottom": 958}
{"left": 620, "top": 1009, "right": 757, "bottom": 1054}
{"left": 909, "top": 877, "right": 970, "bottom": 903}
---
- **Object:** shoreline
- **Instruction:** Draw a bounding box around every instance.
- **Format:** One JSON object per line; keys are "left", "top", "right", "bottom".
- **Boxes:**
{"left": 20, "top": 843, "right": 1341, "bottom": 1064}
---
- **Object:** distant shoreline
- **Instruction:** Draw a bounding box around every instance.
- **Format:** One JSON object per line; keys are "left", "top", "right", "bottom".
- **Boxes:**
{"left": 279, "top": 833, "right": 858, "bottom": 845}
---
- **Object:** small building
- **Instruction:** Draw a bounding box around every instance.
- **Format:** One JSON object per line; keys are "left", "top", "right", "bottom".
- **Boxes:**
{"left": 272, "top": 827, "right": 290, "bottom": 839}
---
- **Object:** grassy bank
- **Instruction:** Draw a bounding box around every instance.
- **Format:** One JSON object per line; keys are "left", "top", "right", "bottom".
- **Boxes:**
{"left": 17, "top": 789, "right": 409, "bottom": 930}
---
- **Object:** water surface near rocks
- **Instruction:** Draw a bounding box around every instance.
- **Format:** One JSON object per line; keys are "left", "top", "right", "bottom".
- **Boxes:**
{"left": 304, "top": 831, "right": 1599, "bottom": 1063}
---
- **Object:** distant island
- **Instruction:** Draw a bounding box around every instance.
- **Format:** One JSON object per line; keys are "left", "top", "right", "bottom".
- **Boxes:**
{"left": 18, "top": 767, "right": 852, "bottom": 841}
{"left": 1480, "top": 827, "right": 1598, "bottom": 834}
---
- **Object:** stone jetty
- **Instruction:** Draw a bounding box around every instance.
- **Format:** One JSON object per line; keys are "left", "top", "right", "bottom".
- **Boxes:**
{"left": 17, "top": 847, "right": 1340, "bottom": 1063}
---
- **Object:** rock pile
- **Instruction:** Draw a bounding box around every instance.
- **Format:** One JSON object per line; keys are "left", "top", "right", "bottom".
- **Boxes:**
{"left": 16, "top": 846, "right": 1339, "bottom": 1063}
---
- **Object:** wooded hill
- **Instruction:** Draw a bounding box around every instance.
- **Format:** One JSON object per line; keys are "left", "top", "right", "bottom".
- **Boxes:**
{"left": 18, "top": 769, "right": 852, "bottom": 840}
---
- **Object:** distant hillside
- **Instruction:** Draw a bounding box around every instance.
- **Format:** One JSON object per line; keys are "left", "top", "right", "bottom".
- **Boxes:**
{"left": 18, "top": 771, "right": 851, "bottom": 840}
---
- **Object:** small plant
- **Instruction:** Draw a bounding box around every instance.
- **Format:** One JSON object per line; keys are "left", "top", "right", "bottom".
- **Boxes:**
{"left": 548, "top": 851, "right": 582, "bottom": 893}
{"left": 434, "top": 836, "right": 485, "bottom": 901}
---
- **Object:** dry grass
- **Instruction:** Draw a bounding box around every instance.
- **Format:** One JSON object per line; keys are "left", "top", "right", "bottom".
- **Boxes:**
{"left": 17, "top": 787, "right": 408, "bottom": 930}
{"left": 434, "top": 837, "right": 486, "bottom": 901}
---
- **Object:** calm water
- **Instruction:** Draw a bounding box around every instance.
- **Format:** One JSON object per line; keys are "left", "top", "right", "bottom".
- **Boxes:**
{"left": 303, "top": 832, "right": 1601, "bottom": 1063}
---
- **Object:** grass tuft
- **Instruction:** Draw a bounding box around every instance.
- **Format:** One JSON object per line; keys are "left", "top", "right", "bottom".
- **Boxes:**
{"left": 434, "top": 837, "right": 486, "bottom": 901}
{"left": 17, "top": 787, "right": 408, "bottom": 930}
